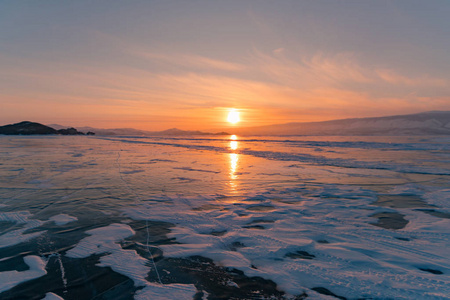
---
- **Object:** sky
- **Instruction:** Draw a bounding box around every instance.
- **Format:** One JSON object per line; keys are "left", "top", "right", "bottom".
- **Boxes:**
{"left": 1, "top": 0, "right": 449, "bottom": 131}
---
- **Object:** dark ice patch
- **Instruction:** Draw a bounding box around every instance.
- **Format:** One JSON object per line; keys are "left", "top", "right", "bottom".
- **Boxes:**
{"left": 174, "top": 167, "right": 220, "bottom": 174}
{"left": 242, "top": 225, "right": 266, "bottom": 230}
{"left": 210, "top": 230, "right": 227, "bottom": 236}
{"left": 156, "top": 256, "right": 286, "bottom": 299}
{"left": 0, "top": 254, "right": 136, "bottom": 300}
{"left": 172, "top": 177, "right": 199, "bottom": 183}
{"left": 192, "top": 204, "right": 222, "bottom": 211}
{"left": 285, "top": 250, "right": 315, "bottom": 260}
{"left": 419, "top": 268, "right": 443, "bottom": 275}
{"left": 246, "top": 205, "right": 275, "bottom": 212}
{"left": 0, "top": 221, "right": 22, "bottom": 233}
{"left": 317, "top": 239, "right": 329, "bottom": 244}
{"left": 149, "top": 158, "right": 177, "bottom": 163}
{"left": 415, "top": 209, "right": 450, "bottom": 219}
{"left": 370, "top": 212, "right": 408, "bottom": 230}
{"left": 247, "top": 219, "right": 275, "bottom": 225}
{"left": 120, "top": 170, "right": 144, "bottom": 175}
{"left": 312, "top": 287, "right": 347, "bottom": 300}
{"left": 229, "top": 242, "right": 245, "bottom": 251}
{"left": 126, "top": 220, "right": 176, "bottom": 246}
{"left": 395, "top": 237, "right": 410, "bottom": 241}
{"left": 373, "top": 194, "right": 430, "bottom": 208}
{"left": 0, "top": 255, "right": 31, "bottom": 272}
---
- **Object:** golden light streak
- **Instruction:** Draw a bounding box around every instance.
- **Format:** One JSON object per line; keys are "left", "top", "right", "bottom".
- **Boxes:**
{"left": 229, "top": 153, "right": 238, "bottom": 179}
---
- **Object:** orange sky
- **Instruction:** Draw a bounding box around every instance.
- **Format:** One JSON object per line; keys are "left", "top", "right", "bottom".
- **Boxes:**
{"left": 0, "top": 1, "right": 449, "bottom": 131}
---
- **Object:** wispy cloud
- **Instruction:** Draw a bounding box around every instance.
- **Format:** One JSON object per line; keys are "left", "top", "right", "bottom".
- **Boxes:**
{"left": 131, "top": 51, "right": 246, "bottom": 72}
{"left": 375, "top": 68, "right": 447, "bottom": 87}
{"left": 252, "top": 49, "right": 373, "bottom": 89}
{"left": 253, "top": 49, "right": 450, "bottom": 90}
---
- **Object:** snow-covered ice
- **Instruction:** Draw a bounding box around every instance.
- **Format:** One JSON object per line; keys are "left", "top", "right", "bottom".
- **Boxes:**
{"left": 0, "top": 135, "right": 449, "bottom": 299}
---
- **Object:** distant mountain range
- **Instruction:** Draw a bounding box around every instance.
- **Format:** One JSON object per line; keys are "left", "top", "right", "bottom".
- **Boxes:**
{"left": 1, "top": 111, "right": 449, "bottom": 136}
{"left": 48, "top": 124, "right": 229, "bottom": 137}
{"left": 234, "top": 111, "right": 450, "bottom": 136}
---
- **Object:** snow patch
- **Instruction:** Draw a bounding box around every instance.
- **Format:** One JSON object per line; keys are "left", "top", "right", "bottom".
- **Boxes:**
{"left": 0, "top": 211, "right": 45, "bottom": 248}
{"left": 48, "top": 214, "right": 78, "bottom": 226}
{"left": 41, "top": 292, "right": 64, "bottom": 300}
{"left": 0, "top": 256, "right": 47, "bottom": 293}
{"left": 135, "top": 283, "right": 197, "bottom": 300}
{"left": 66, "top": 223, "right": 135, "bottom": 258}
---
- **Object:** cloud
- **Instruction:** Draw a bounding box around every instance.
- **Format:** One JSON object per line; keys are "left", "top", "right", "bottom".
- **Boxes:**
{"left": 131, "top": 51, "right": 246, "bottom": 72}
{"left": 251, "top": 49, "right": 375, "bottom": 91}
{"left": 252, "top": 49, "right": 449, "bottom": 90}
{"left": 375, "top": 68, "right": 447, "bottom": 87}
{"left": 1, "top": 46, "right": 449, "bottom": 130}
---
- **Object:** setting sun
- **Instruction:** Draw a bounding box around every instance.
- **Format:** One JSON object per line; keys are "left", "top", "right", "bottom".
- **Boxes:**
{"left": 227, "top": 110, "right": 240, "bottom": 124}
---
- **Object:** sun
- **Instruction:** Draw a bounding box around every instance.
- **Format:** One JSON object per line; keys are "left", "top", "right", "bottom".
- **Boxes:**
{"left": 227, "top": 109, "right": 240, "bottom": 124}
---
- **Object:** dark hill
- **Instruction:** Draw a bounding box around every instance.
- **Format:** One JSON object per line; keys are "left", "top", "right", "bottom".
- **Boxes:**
{"left": 57, "top": 127, "right": 85, "bottom": 135}
{"left": 0, "top": 121, "right": 58, "bottom": 135}
{"left": 0, "top": 121, "right": 88, "bottom": 135}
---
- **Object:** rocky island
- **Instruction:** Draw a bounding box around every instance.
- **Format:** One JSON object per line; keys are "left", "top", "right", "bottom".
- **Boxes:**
{"left": 0, "top": 121, "right": 93, "bottom": 135}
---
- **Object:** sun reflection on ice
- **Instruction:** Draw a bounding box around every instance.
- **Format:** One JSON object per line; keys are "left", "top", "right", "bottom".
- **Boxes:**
{"left": 228, "top": 153, "right": 239, "bottom": 192}
{"left": 229, "top": 153, "right": 238, "bottom": 179}
{"left": 228, "top": 135, "right": 239, "bottom": 193}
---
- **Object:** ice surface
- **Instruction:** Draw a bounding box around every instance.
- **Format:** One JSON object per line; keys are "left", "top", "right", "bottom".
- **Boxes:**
{"left": 0, "top": 135, "right": 449, "bottom": 299}
{"left": 0, "top": 255, "right": 47, "bottom": 293}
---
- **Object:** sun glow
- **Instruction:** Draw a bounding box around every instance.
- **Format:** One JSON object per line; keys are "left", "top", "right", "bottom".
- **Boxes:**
{"left": 227, "top": 110, "right": 240, "bottom": 124}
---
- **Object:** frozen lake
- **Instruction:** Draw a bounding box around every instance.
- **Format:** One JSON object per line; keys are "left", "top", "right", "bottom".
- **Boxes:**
{"left": 0, "top": 135, "right": 449, "bottom": 299}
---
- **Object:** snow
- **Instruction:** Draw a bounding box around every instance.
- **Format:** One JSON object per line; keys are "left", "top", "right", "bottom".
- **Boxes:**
{"left": 135, "top": 283, "right": 197, "bottom": 300}
{"left": 41, "top": 292, "right": 64, "bottom": 300}
{"left": 66, "top": 223, "right": 135, "bottom": 258}
{"left": 0, "top": 256, "right": 47, "bottom": 293}
{"left": 48, "top": 214, "right": 78, "bottom": 225}
{"left": 0, "top": 211, "right": 45, "bottom": 248}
